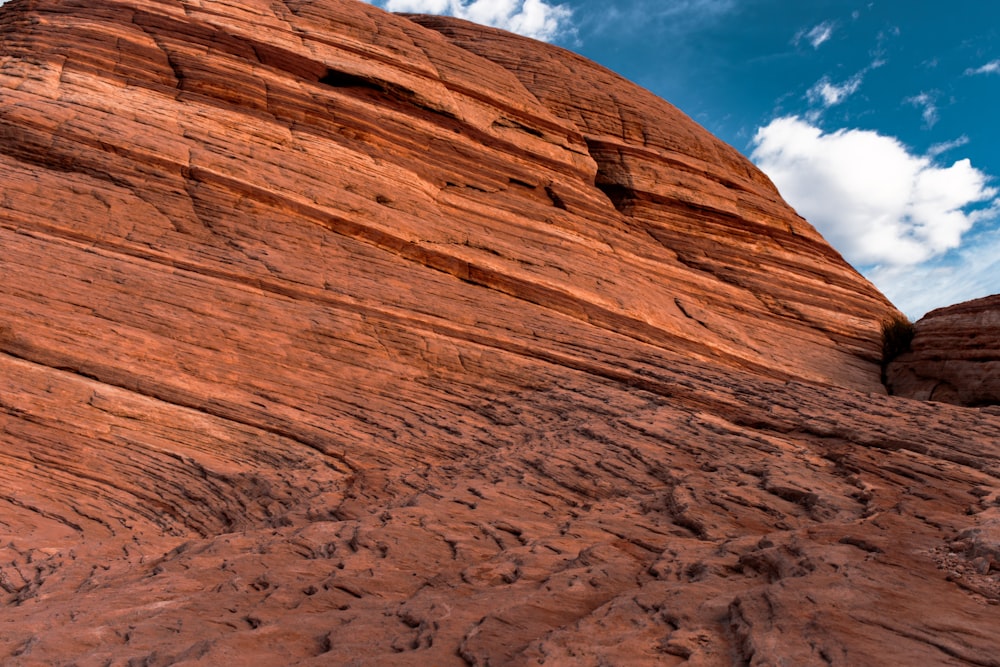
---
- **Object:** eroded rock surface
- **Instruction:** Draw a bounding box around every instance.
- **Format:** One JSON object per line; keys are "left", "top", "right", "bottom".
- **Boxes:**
{"left": 887, "top": 295, "right": 1000, "bottom": 406}
{"left": 1, "top": 0, "right": 998, "bottom": 665}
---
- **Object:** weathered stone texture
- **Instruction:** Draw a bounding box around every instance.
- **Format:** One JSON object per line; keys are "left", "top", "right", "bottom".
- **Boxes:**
{"left": 1, "top": 0, "right": 998, "bottom": 665}
{"left": 888, "top": 295, "right": 1000, "bottom": 406}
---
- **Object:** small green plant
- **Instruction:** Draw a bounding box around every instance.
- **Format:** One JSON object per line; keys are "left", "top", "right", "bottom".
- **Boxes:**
{"left": 880, "top": 314, "right": 915, "bottom": 364}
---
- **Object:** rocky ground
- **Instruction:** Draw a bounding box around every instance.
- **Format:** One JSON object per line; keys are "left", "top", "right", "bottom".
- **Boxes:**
{"left": 0, "top": 0, "right": 997, "bottom": 664}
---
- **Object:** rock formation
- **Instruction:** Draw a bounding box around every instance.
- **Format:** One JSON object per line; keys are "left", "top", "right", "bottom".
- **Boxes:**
{"left": 887, "top": 295, "right": 1000, "bottom": 406}
{"left": 0, "top": 0, "right": 997, "bottom": 664}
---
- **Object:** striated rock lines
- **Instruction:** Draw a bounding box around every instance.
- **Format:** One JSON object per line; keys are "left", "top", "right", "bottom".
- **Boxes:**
{"left": 0, "top": 0, "right": 998, "bottom": 664}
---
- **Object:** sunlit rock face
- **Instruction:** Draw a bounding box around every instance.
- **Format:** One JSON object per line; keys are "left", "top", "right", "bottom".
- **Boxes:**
{"left": 1, "top": 0, "right": 998, "bottom": 665}
{"left": 888, "top": 295, "right": 1000, "bottom": 406}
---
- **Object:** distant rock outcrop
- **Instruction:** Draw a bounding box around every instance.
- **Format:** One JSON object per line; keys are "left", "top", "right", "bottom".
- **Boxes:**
{"left": 887, "top": 295, "right": 1000, "bottom": 406}
{"left": 1, "top": 0, "right": 999, "bottom": 665}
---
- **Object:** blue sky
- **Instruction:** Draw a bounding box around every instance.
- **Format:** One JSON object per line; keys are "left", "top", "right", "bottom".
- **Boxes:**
{"left": 368, "top": 0, "right": 1000, "bottom": 319}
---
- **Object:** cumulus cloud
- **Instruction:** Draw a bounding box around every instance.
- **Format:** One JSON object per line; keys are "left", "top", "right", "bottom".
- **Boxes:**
{"left": 868, "top": 220, "right": 1000, "bottom": 318}
{"left": 905, "top": 91, "right": 938, "bottom": 128}
{"left": 795, "top": 21, "right": 835, "bottom": 49}
{"left": 965, "top": 60, "right": 1000, "bottom": 76}
{"left": 378, "top": 0, "right": 573, "bottom": 41}
{"left": 750, "top": 116, "right": 998, "bottom": 268}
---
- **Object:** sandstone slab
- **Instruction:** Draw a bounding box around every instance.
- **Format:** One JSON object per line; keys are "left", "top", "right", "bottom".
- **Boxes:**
{"left": 1, "top": 1, "right": 998, "bottom": 665}
{"left": 887, "top": 295, "right": 1000, "bottom": 406}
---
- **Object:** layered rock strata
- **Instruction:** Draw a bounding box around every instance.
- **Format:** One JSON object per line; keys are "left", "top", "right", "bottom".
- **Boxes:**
{"left": 887, "top": 295, "right": 1000, "bottom": 406}
{"left": 0, "top": 0, "right": 998, "bottom": 665}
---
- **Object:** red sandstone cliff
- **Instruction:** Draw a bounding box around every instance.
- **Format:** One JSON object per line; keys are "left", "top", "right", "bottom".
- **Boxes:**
{"left": 888, "top": 295, "right": 1000, "bottom": 407}
{"left": 0, "top": 0, "right": 998, "bottom": 665}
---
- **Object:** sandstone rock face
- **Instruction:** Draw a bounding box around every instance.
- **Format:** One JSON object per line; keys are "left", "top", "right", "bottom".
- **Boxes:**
{"left": 1, "top": 0, "right": 998, "bottom": 665}
{"left": 887, "top": 295, "right": 1000, "bottom": 406}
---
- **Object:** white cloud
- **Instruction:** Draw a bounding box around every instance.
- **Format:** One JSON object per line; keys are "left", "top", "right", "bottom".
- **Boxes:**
{"left": 905, "top": 91, "right": 938, "bottom": 128}
{"left": 750, "top": 116, "right": 998, "bottom": 269}
{"left": 805, "top": 54, "right": 887, "bottom": 112}
{"left": 795, "top": 21, "right": 835, "bottom": 49}
{"left": 807, "top": 73, "right": 864, "bottom": 107}
{"left": 965, "top": 60, "right": 1000, "bottom": 76}
{"left": 378, "top": 0, "right": 573, "bottom": 41}
{"left": 868, "top": 220, "right": 1000, "bottom": 318}
{"left": 927, "top": 135, "right": 970, "bottom": 158}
